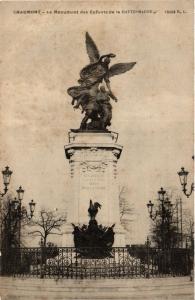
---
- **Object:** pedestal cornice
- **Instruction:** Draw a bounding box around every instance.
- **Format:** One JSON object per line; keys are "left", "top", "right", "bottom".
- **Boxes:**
{"left": 65, "top": 131, "right": 123, "bottom": 160}
{"left": 65, "top": 143, "right": 123, "bottom": 160}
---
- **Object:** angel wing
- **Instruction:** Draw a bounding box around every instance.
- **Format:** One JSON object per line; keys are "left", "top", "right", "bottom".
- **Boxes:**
{"left": 109, "top": 62, "right": 136, "bottom": 78}
{"left": 85, "top": 32, "right": 100, "bottom": 63}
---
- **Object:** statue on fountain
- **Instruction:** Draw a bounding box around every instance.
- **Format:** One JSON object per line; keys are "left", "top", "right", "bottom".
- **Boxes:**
{"left": 67, "top": 32, "right": 136, "bottom": 132}
{"left": 72, "top": 200, "right": 115, "bottom": 258}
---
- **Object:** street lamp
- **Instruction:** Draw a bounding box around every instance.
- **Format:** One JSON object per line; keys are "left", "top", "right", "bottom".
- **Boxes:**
{"left": 147, "top": 188, "right": 174, "bottom": 250}
{"left": 9, "top": 197, "right": 36, "bottom": 220}
{"left": 29, "top": 199, "right": 36, "bottom": 218}
{"left": 158, "top": 187, "right": 166, "bottom": 201}
{"left": 8, "top": 194, "right": 36, "bottom": 247}
{"left": 147, "top": 200, "right": 155, "bottom": 220}
{"left": 16, "top": 186, "right": 24, "bottom": 201}
{"left": 177, "top": 167, "right": 194, "bottom": 198}
{"left": 13, "top": 188, "right": 36, "bottom": 220}
{"left": 0, "top": 166, "right": 12, "bottom": 196}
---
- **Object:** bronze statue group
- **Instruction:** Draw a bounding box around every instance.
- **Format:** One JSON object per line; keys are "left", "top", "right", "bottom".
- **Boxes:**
{"left": 67, "top": 32, "right": 136, "bottom": 131}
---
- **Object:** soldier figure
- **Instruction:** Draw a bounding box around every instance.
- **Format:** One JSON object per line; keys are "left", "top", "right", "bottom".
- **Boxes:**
{"left": 96, "top": 86, "right": 117, "bottom": 130}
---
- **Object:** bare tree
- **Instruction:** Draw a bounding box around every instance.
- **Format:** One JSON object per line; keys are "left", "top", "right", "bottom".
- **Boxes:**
{"left": 119, "top": 186, "right": 134, "bottom": 232}
{"left": 0, "top": 193, "right": 29, "bottom": 248}
{"left": 182, "top": 209, "right": 194, "bottom": 247}
{"left": 28, "top": 209, "right": 66, "bottom": 246}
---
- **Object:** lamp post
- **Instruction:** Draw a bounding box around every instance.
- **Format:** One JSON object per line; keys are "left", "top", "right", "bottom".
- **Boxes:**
{"left": 1, "top": 189, "right": 36, "bottom": 275}
{"left": 0, "top": 166, "right": 12, "bottom": 197}
{"left": 147, "top": 187, "right": 174, "bottom": 250}
{"left": 147, "top": 187, "right": 168, "bottom": 220}
{"left": 0, "top": 166, "right": 12, "bottom": 252}
{"left": 3, "top": 187, "right": 36, "bottom": 249}
{"left": 177, "top": 166, "right": 194, "bottom": 198}
{"left": 12, "top": 187, "right": 36, "bottom": 247}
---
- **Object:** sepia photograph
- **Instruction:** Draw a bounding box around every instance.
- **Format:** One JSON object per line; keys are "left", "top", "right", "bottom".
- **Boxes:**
{"left": 0, "top": 0, "right": 194, "bottom": 299}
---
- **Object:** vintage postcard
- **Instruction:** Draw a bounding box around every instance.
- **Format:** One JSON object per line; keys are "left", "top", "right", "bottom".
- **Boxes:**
{"left": 0, "top": 0, "right": 194, "bottom": 299}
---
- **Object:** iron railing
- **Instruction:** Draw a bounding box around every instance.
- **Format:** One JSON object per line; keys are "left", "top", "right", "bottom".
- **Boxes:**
{"left": 1, "top": 246, "right": 192, "bottom": 279}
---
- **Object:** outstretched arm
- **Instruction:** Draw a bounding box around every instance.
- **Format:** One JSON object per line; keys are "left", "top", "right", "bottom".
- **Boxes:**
{"left": 108, "top": 91, "right": 118, "bottom": 102}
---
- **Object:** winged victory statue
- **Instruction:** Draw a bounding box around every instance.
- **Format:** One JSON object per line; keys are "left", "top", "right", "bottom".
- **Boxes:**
{"left": 67, "top": 32, "right": 136, "bottom": 132}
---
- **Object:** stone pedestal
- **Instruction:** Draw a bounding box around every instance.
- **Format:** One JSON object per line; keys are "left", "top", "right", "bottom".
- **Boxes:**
{"left": 62, "top": 131, "right": 126, "bottom": 246}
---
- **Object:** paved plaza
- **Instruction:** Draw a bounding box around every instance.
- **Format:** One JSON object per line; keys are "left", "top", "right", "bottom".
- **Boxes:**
{"left": 0, "top": 276, "right": 193, "bottom": 300}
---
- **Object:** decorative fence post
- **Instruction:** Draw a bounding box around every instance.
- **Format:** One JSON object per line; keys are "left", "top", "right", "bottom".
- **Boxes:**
{"left": 75, "top": 247, "right": 78, "bottom": 279}
{"left": 186, "top": 240, "right": 194, "bottom": 281}
{"left": 146, "top": 236, "right": 150, "bottom": 278}
{"left": 40, "top": 238, "right": 44, "bottom": 279}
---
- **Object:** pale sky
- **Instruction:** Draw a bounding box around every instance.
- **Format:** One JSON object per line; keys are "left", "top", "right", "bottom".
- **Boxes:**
{"left": 0, "top": 1, "right": 194, "bottom": 244}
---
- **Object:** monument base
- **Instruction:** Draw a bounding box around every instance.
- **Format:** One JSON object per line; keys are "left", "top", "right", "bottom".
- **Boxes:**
{"left": 63, "top": 131, "right": 126, "bottom": 247}
{"left": 113, "top": 224, "right": 126, "bottom": 247}
{"left": 62, "top": 223, "right": 126, "bottom": 247}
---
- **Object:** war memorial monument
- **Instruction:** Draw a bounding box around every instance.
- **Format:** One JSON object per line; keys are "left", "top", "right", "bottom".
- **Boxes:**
{"left": 63, "top": 32, "right": 136, "bottom": 253}
{"left": 0, "top": 32, "right": 192, "bottom": 284}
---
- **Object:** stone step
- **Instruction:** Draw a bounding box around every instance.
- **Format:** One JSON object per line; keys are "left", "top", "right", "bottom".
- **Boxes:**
{"left": 0, "top": 291, "right": 193, "bottom": 300}
{"left": 0, "top": 278, "right": 192, "bottom": 289}
{"left": 0, "top": 277, "right": 193, "bottom": 300}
